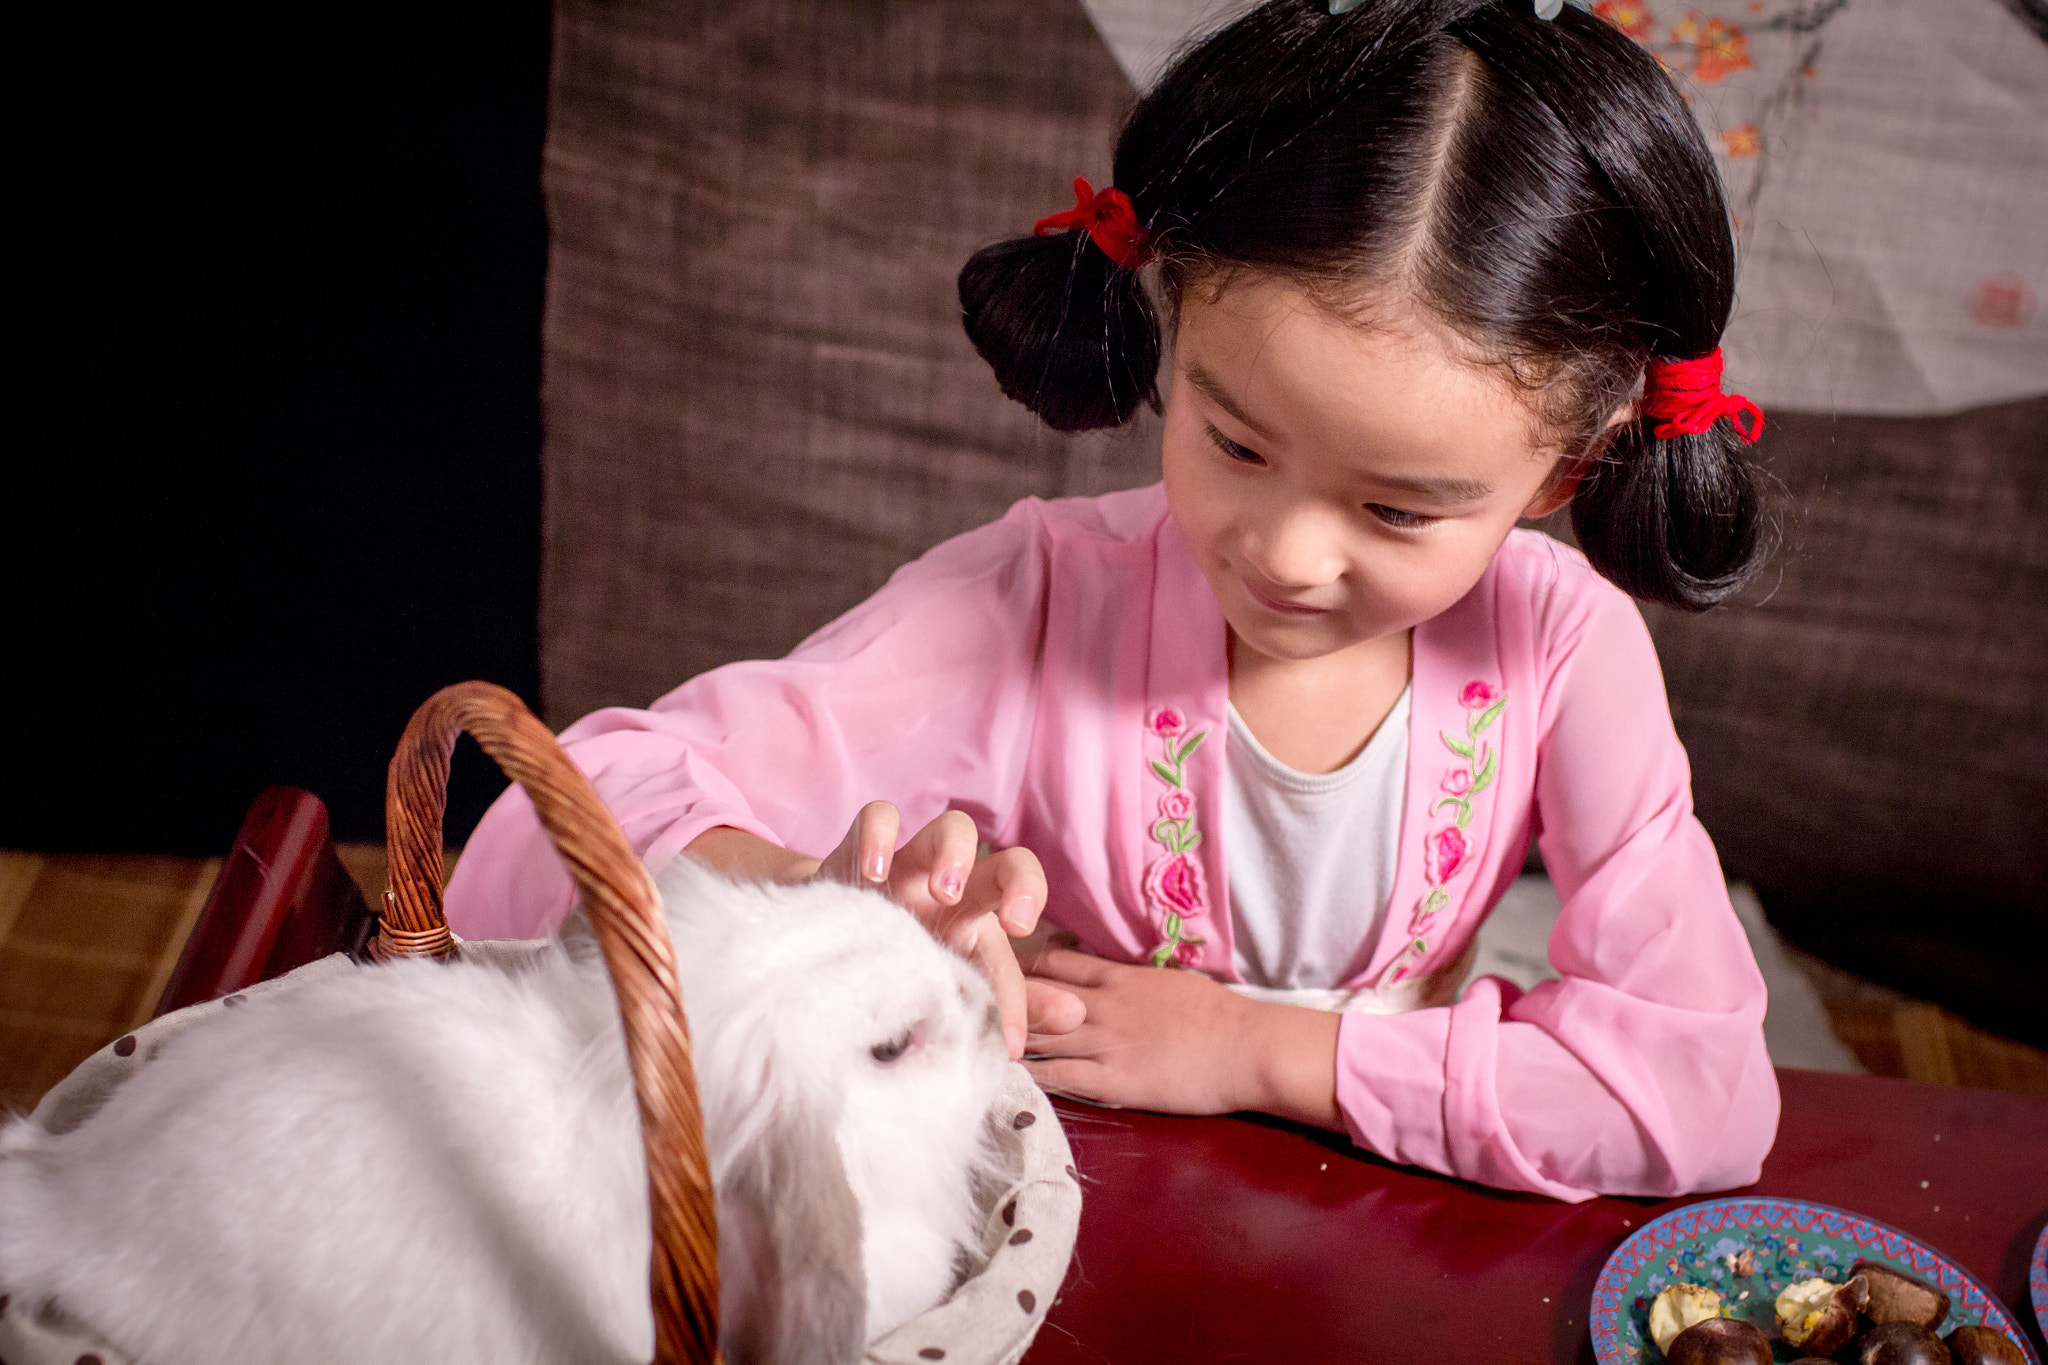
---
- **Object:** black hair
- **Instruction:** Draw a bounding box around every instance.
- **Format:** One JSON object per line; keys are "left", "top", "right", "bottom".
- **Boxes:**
{"left": 958, "top": 0, "right": 1767, "bottom": 609}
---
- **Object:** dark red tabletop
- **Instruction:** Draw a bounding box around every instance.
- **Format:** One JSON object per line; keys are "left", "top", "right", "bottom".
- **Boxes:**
{"left": 1026, "top": 1070, "right": 2048, "bottom": 1364}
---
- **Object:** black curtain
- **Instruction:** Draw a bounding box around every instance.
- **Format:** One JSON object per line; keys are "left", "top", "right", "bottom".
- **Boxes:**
{"left": 6, "top": 4, "right": 551, "bottom": 850}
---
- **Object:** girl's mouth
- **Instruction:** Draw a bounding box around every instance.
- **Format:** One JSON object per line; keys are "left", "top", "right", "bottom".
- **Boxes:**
{"left": 1241, "top": 574, "right": 1330, "bottom": 617}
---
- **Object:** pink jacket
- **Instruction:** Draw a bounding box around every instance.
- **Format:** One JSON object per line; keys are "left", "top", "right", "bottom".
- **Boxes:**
{"left": 447, "top": 485, "right": 1778, "bottom": 1201}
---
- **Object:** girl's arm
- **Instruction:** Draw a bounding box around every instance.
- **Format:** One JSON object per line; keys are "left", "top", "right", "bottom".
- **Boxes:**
{"left": 445, "top": 507, "right": 1054, "bottom": 942}
{"left": 1334, "top": 587, "right": 1778, "bottom": 1201}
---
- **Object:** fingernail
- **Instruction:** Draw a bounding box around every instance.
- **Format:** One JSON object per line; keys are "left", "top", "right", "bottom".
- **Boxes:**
{"left": 938, "top": 868, "right": 964, "bottom": 902}
{"left": 865, "top": 851, "right": 887, "bottom": 882}
{"left": 1005, "top": 1022, "right": 1025, "bottom": 1056}
{"left": 1006, "top": 893, "right": 1036, "bottom": 930}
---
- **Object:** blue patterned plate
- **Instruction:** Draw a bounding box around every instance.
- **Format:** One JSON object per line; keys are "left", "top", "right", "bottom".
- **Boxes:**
{"left": 2031, "top": 1222, "right": 2046, "bottom": 1335}
{"left": 1589, "top": 1197, "right": 2038, "bottom": 1363}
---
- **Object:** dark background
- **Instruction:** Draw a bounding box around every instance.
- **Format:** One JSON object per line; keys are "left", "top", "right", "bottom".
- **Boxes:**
{"left": 5, "top": 4, "right": 552, "bottom": 851}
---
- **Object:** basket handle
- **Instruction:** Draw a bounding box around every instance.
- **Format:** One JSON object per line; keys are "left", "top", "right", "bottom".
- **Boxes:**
{"left": 372, "top": 681, "right": 720, "bottom": 1365}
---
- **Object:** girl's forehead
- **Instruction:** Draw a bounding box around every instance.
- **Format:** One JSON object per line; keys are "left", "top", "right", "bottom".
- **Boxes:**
{"left": 1176, "top": 273, "right": 1555, "bottom": 476}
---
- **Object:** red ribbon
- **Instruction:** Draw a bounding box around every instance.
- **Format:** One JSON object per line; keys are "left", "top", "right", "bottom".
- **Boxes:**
{"left": 1641, "top": 348, "right": 1765, "bottom": 443}
{"left": 1033, "top": 177, "right": 1154, "bottom": 271}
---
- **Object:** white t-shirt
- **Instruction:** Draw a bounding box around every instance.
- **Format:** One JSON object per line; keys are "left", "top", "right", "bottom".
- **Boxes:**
{"left": 1223, "top": 686, "right": 1411, "bottom": 990}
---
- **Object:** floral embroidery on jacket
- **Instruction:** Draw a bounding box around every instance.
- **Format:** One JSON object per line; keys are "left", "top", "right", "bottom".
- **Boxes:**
{"left": 1143, "top": 706, "right": 1208, "bottom": 968}
{"left": 1385, "top": 680, "right": 1508, "bottom": 984}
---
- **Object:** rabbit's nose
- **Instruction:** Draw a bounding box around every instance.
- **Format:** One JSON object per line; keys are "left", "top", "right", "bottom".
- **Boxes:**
{"left": 982, "top": 1001, "right": 1002, "bottom": 1041}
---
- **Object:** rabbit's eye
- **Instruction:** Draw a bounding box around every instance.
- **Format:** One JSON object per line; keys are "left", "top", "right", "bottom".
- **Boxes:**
{"left": 870, "top": 1023, "right": 921, "bottom": 1065}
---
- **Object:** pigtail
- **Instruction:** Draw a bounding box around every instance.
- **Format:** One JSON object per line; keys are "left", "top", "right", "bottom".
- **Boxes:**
{"left": 1454, "top": 6, "right": 1771, "bottom": 608}
{"left": 1570, "top": 419, "right": 1765, "bottom": 610}
{"left": 957, "top": 226, "right": 1161, "bottom": 433}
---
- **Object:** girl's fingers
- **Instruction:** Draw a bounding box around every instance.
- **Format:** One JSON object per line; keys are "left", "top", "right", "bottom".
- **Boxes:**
{"left": 1024, "top": 979, "right": 1086, "bottom": 1035}
{"left": 817, "top": 800, "right": 899, "bottom": 888}
{"left": 969, "top": 918, "right": 1030, "bottom": 1059}
{"left": 896, "top": 810, "right": 981, "bottom": 933}
{"left": 1024, "top": 947, "right": 1119, "bottom": 988}
{"left": 963, "top": 845, "right": 1047, "bottom": 938}
{"left": 853, "top": 800, "right": 899, "bottom": 886}
{"left": 1022, "top": 1057, "right": 1117, "bottom": 1106}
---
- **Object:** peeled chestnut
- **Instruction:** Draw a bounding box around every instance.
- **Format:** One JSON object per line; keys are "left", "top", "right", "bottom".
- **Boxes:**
{"left": 1776, "top": 1272, "right": 1869, "bottom": 1355}
{"left": 1854, "top": 1259, "right": 1953, "bottom": 1330}
{"left": 1649, "top": 1283, "right": 1725, "bottom": 1353}
{"left": 1945, "top": 1325, "right": 2027, "bottom": 1365}
{"left": 1664, "top": 1316, "right": 1773, "bottom": 1365}
{"left": 1857, "top": 1320, "right": 1955, "bottom": 1365}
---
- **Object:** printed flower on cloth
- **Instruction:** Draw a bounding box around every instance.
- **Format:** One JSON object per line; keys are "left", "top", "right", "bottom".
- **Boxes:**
{"left": 1142, "top": 706, "right": 1208, "bottom": 968}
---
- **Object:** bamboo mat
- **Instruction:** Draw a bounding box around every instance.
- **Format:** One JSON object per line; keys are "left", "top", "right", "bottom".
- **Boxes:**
{"left": 2, "top": 847, "right": 2042, "bottom": 1114}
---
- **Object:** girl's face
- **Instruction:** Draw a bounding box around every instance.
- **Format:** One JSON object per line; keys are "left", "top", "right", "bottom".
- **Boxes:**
{"left": 1161, "top": 272, "right": 1568, "bottom": 667}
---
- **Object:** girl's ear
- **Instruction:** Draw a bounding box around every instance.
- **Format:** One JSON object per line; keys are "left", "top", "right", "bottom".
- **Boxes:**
{"left": 1523, "top": 455, "right": 1584, "bottom": 519}
{"left": 1522, "top": 402, "right": 1635, "bottom": 519}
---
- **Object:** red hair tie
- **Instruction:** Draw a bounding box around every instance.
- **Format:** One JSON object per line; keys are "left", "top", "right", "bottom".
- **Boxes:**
{"left": 1641, "top": 348, "right": 1765, "bottom": 443}
{"left": 1033, "top": 177, "right": 1154, "bottom": 271}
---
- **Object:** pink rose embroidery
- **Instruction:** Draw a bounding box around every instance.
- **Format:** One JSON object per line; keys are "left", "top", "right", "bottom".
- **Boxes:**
{"left": 1460, "top": 681, "right": 1497, "bottom": 710}
{"left": 1172, "top": 939, "right": 1202, "bottom": 967}
{"left": 1150, "top": 706, "right": 1188, "bottom": 738}
{"left": 1424, "top": 826, "right": 1470, "bottom": 885}
{"left": 1159, "top": 789, "right": 1194, "bottom": 820}
{"left": 1441, "top": 767, "right": 1472, "bottom": 796}
{"left": 1144, "top": 851, "right": 1207, "bottom": 919}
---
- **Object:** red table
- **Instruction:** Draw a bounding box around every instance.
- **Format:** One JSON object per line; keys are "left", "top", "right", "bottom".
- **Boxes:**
{"left": 1026, "top": 1070, "right": 2048, "bottom": 1363}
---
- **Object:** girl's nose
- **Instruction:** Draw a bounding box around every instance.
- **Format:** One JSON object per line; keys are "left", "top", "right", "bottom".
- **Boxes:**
{"left": 1242, "top": 503, "right": 1346, "bottom": 590}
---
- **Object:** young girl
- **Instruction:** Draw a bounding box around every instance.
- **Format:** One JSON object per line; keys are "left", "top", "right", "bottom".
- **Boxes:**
{"left": 447, "top": 0, "right": 1779, "bottom": 1202}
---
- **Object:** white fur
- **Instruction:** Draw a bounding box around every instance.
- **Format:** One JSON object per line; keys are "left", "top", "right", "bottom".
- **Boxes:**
{"left": 0, "top": 858, "right": 1010, "bottom": 1365}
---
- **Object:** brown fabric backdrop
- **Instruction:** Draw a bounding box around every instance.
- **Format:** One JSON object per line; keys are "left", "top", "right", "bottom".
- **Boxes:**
{"left": 540, "top": 1, "right": 2045, "bottom": 1038}
{"left": 540, "top": 0, "right": 1159, "bottom": 722}
{"left": 1646, "top": 399, "right": 2048, "bottom": 1039}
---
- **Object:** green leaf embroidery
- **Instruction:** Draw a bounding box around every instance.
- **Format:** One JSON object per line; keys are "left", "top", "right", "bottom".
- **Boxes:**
{"left": 1430, "top": 795, "right": 1471, "bottom": 825}
{"left": 1442, "top": 733, "right": 1475, "bottom": 760}
{"left": 1164, "top": 911, "right": 1182, "bottom": 938}
{"left": 1473, "top": 695, "right": 1508, "bottom": 734}
{"left": 1469, "top": 746, "right": 1496, "bottom": 797}
{"left": 1150, "top": 942, "right": 1175, "bottom": 968}
{"left": 1152, "top": 818, "right": 1183, "bottom": 852}
{"left": 1413, "top": 937, "right": 1429, "bottom": 953}
{"left": 1149, "top": 759, "right": 1180, "bottom": 788}
{"left": 1181, "top": 828, "right": 1202, "bottom": 851}
{"left": 1176, "top": 729, "right": 1207, "bottom": 763}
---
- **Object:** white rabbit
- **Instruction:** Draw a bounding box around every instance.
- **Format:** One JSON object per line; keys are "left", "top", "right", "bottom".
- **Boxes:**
{"left": 0, "top": 856, "right": 1013, "bottom": 1365}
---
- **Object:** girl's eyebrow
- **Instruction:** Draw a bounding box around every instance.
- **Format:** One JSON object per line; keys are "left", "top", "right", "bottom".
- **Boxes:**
{"left": 1375, "top": 473, "right": 1496, "bottom": 503}
{"left": 1184, "top": 362, "right": 1277, "bottom": 441}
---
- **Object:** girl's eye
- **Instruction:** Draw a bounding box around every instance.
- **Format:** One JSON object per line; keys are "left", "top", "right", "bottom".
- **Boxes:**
{"left": 1206, "top": 424, "right": 1265, "bottom": 466}
{"left": 1366, "top": 503, "right": 1436, "bottom": 530}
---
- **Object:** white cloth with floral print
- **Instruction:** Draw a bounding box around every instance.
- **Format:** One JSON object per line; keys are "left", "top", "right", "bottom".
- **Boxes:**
{"left": 1222, "top": 687, "right": 1410, "bottom": 990}
{"left": 1080, "top": 0, "right": 2048, "bottom": 416}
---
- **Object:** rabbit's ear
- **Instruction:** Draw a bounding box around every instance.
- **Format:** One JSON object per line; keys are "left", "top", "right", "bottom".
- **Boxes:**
{"left": 717, "top": 1111, "right": 867, "bottom": 1365}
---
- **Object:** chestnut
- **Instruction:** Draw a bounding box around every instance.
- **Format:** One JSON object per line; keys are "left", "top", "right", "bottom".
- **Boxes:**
{"left": 1663, "top": 1315, "right": 1772, "bottom": 1364}
{"left": 1857, "top": 1320, "right": 1955, "bottom": 1365}
{"left": 1776, "top": 1273, "right": 1869, "bottom": 1355}
{"left": 1649, "top": 1283, "right": 1724, "bottom": 1354}
{"left": 1854, "top": 1259, "right": 1953, "bottom": 1330}
{"left": 1945, "top": 1325, "right": 2028, "bottom": 1365}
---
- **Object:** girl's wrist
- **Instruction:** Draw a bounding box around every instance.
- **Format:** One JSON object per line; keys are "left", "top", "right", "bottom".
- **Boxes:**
{"left": 684, "top": 826, "right": 821, "bottom": 885}
{"left": 1236, "top": 995, "right": 1344, "bottom": 1131}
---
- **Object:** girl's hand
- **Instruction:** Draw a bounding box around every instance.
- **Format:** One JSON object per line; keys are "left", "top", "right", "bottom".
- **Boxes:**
{"left": 815, "top": 803, "right": 1064, "bottom": 1061}
{"left": 1020, "top": 948, "right": 1343, "bottom": 1129}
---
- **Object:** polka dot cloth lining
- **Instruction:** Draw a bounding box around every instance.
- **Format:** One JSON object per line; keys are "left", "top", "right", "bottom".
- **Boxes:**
{"left": 0, "top": 949, "right": 1082, "bottom": 1365}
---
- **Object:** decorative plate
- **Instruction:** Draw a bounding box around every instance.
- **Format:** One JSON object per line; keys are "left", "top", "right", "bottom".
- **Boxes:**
{"left": 1589, "top": 1197, "right": 2039, "bottom": 1364}
{"left": 2032, "top": 1222, "right": 2046, "bottom": 1334}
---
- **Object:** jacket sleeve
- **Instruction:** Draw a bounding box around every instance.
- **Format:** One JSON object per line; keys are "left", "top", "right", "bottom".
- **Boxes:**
{"left": 1335, "top": 587, "right": 1779, "bottom": 1201}
{"left": 443, "top": 506, "right": 1054, "bottom": 941}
